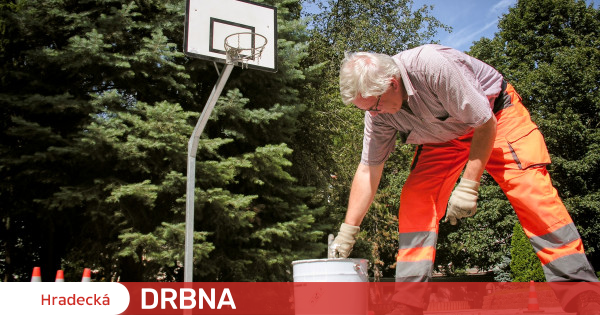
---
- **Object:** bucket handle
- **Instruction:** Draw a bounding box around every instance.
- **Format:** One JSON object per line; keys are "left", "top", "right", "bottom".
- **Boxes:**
{"left": 353, "top": 263, "right": 367, "bottom": 277}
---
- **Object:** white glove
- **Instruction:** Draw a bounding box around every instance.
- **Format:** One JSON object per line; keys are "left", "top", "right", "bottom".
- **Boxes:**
{"left": 445, "top": 178, "right": 480, "bottom": 225}
{"left": 328, "top": 223, "right": 360, "bottom": 258}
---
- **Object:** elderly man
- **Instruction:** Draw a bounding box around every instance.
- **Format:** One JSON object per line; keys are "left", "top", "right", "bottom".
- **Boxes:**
{"left": 329, "top": 44, "right": 599, "bottom": 314}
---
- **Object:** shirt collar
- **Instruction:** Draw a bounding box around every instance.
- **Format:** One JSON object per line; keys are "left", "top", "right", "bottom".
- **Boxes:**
{"left": 392, "top": 54, "right": 415, "bottom": 97}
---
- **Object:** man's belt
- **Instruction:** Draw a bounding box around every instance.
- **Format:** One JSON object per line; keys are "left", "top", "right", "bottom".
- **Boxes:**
{"left": 493, "top": 79, "right": 511, "bottom": 113}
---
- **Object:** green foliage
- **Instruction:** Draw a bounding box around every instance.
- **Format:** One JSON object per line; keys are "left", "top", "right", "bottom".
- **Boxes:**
{"left": 493, "top": 256, "right": 513, "bottom": 282}
{"left": 0, "top": 0, "right": 325, "bottom": 282}
{"left": 435, "top": 175, "right": 518, "bottom": 275}
{"left": 0, "top": 0, "right": 20, "bottom": 53}
{"left": 304, "top": 0, "right": 450, "bottom": 57}
{"left": 510, "top": 222, "right": 545, "bottom": 282}
{"left": 470, "top": 0, "right": 600, "bottom": 273}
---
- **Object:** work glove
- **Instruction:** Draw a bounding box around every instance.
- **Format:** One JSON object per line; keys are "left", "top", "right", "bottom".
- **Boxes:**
{"left": 445, "top": 178, "right": 480, "bottom": 225}
{"left": 328, "top": 223, "right": 360, "bottom": 258}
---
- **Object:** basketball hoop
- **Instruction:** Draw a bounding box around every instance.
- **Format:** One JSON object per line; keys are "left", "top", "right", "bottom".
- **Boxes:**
{"left": 224, "top": 32, "right": 268, "bottom": 69}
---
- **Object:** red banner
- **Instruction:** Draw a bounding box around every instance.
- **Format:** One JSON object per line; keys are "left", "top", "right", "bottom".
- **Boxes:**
{"left": 3, "top": 282, "right": 600, "bottom": 314}
{"left": 118, "top": 282, "right": 600, "bottom": 315}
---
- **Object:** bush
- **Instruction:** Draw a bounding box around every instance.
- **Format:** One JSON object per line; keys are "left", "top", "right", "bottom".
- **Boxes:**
{"left": 510, "top": 222, "right": 545, "bottom": 282}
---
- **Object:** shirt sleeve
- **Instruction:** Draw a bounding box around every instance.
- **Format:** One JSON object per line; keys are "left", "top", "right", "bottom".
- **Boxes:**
{"left": 424, "top": 47, "right": 493, "bottom": 128}
{"left": 361, "top": 113, "right": 398, "bottom": 165}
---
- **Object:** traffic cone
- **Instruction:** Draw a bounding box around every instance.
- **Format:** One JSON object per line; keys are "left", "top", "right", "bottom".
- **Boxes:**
{"left": 55, "top": 270, "right": 64, "bottom": 282}
{"left": 524, "top": 280, "right": 545, "bottom": 313}
{"left": 31, "top": 267, "right": 42, "bottom": 282}
{"left": 81, "top": 268, "right": 91, "bottom": 282}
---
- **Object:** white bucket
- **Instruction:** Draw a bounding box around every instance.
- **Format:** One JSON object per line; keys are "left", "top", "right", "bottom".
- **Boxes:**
{"left": 292, "top": 258, "right": 369, "bottom": 282}
{"left": 292, "top": 259, "right": 369, "bottom": 314}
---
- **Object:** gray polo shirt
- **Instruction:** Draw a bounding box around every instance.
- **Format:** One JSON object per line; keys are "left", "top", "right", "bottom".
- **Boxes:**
{"left": 361, "top": 44, "right": 504, "bottom": 166}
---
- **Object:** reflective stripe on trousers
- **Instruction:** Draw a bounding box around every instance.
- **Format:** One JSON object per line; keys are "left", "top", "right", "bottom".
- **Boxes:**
{"left": 394, "top": 83, "right": 597, "bottom": 309}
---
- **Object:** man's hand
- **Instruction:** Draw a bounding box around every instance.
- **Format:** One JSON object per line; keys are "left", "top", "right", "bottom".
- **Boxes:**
{"left": 328, "top": 223, "right": 360, "bottom": 258}
{"left": 445, "top": 178, "right": 480, "bottom": 225}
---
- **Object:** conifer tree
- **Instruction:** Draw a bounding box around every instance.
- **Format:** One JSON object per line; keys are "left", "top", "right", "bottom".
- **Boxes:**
{"left": 510, "top": 223, "right": 545, "bottom": 282}
{"left": 1, "top": 0, "right": 325, "bottom": 281}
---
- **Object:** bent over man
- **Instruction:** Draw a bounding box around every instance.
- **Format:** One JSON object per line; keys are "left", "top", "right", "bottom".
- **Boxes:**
{"left": 329, "top": 44, "right": 599, "bottom": 315}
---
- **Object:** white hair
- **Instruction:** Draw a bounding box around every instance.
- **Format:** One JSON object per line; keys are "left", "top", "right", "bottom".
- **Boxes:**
{"left": 339, "top": 52, "right": 401, "bottom": 104}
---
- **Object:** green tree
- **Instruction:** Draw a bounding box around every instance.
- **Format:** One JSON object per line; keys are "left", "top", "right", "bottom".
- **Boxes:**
{"left": 510, "top": 222, "right": 545, "bottom": 282}
{"left": 300, "top": 0, "right": 449, "bottom": 279}
{"left": 1, "top": 0, "right": 325, "bottom": 281}
{"left": 469, "top": 0, "right": 600, "bottom": 273}
{"left": 0, "top": 0, "right": 19, "bottom": 53}
{"left": 435, "top": 180, "right": 518, "bottom": 276}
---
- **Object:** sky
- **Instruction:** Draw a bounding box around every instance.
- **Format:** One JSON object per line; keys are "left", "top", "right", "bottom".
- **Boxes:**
{"left": 303, "top": 0, "right": 598, "bottom": 53}
{"left": 412, "top": 0, "right": 517, "bottom": 52}
{"left": 412, "top": 0, "right": 599, "bottom": 52}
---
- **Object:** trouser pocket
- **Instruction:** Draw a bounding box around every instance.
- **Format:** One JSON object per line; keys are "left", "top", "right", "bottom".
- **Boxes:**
{"left": 506, "top": 127, "right": 551, "bottom": 169}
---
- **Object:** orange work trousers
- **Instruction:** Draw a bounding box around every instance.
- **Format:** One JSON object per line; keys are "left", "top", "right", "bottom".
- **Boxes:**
{"left": 394, "top": 83, "right": 597, "bottom": 311}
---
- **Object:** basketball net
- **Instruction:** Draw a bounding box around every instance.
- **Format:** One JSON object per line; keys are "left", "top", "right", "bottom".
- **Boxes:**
{"left": 224, "top": 32, "right": 268, "bottom": 69}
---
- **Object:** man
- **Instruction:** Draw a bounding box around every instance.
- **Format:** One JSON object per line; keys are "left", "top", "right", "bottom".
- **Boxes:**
{"left": 329, "top": 44, "right": 599, "bottom": 314}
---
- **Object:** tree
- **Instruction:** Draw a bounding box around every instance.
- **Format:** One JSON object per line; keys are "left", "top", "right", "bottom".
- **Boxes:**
{"left": 510, "top": 222, "right": 545, "bottom": 282}
{"left": 435, "top": 180, "right": 518, "bottom": 276}
{"left": 465, "top": 0, "right": 600, "bottom": 274}
{"left": 300, "top": 0, "right": 449, "bottom": 279}
{"left": 0, "top": 0, "right": 19, "bottom": 53}
{"left": 1, "top": 0, "right": 325, "bottom": 281}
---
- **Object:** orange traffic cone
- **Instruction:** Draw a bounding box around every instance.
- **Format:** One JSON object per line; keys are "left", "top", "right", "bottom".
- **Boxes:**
{"left": 31, "top": 267, "right": 42, "bottom": 282}
{"left": 55, "top": 270, "right": 64, "bottom": 282}
{"left": 524, "top": 280, "right": 545, "bottom": 313}
{"left": 81, "top": 268, "right": 91, "bottom": 282}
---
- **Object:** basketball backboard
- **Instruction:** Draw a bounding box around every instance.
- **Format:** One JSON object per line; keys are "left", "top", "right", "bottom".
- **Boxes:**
{"left": 184, "top": 0, "right": 277, "bottom": 72}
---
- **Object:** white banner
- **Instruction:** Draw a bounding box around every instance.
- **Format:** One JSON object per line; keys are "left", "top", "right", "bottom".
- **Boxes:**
{"left": 0, "top": 283, "right": 130, "bottom": 315}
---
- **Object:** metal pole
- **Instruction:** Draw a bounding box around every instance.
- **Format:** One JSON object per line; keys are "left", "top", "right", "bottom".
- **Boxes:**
{"left": 184, "top": 63, "right": 234, "bottom": 283}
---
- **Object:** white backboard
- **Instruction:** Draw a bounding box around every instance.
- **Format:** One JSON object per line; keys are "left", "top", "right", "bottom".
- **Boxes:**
{"left": 184, "top": 0, "right": 277, "bottom": 72}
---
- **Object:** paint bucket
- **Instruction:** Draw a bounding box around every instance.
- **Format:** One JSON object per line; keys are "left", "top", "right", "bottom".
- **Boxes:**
{"left": 292, "top": 258, "right": 369, "bottom": 314}
{"left": 292, "top": 258, "right": 369, "bottom": 282}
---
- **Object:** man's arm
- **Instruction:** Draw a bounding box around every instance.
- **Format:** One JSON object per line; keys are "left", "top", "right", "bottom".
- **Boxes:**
{"left": 462, "top": 114, "right": 497, "bottom": 182}
{"left": 445, "top": 115, "right": 497, "bottom": 225}
{"left": 329, "top": 162, "right": 384, "bottom": 258}
{"left": 344, "top": 162, "right": 385, "bottom": 225}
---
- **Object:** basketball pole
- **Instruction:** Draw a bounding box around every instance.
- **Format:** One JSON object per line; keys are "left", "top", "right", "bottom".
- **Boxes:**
{"left": 184, "top": 62, "right": 234, "bottom": 283}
